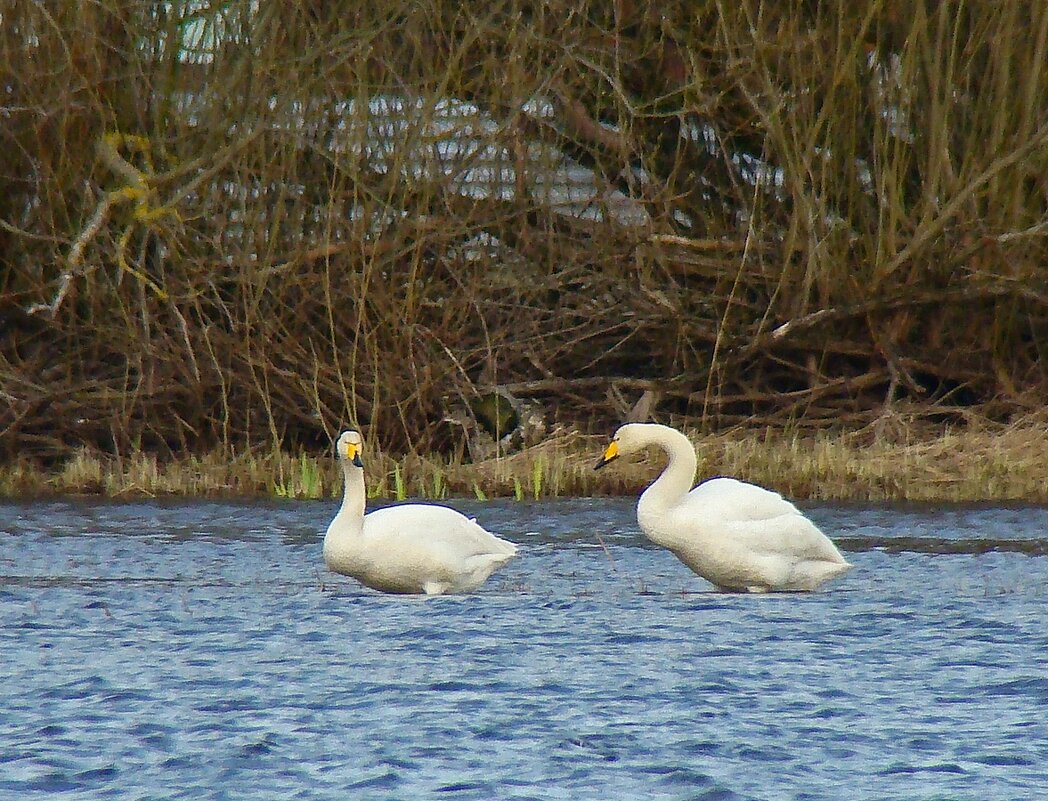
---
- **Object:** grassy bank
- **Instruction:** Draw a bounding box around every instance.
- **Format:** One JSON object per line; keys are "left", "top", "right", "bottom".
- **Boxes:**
{"left": 3, "top": 420, "right": 1047, "bottom": 504}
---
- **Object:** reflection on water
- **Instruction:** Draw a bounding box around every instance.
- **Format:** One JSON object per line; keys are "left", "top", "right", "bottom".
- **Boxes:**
{"left": 2, "top": 498, "right": 1047, "bottom": 800}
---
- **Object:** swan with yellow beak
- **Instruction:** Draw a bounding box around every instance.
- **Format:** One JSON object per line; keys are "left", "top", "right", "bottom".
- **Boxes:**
{"left": 596, "top": 423, "right": 851, "bottom": 592}
{"left": 323, "top": 430, "right": 518, "bottom": 594}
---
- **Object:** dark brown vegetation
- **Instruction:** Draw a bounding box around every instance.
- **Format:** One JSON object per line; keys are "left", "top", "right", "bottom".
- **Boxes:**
{"left": 2, "top": 1, "right": 1047, "bottom": 464}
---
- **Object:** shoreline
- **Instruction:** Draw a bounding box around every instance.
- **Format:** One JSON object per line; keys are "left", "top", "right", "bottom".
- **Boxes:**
{"left": 2, "top": 422, "right": 1047, "bottom": 504}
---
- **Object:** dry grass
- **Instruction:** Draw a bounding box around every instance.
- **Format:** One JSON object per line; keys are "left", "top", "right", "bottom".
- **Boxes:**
{"left": 3, "top": 420, "right": 1046, "bottom": 503}
{"left": 697, "top": 422, "right": 1048, "bottom": 503}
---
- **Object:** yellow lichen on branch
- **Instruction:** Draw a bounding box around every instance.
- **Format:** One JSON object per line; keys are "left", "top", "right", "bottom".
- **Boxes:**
{"left": 29, "top": 131, "right": 180, "bottom": 316}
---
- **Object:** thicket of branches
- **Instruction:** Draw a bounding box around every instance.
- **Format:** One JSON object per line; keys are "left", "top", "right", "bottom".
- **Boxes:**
{"left": 2, "top": 0, "right": 1047, "bottom": 459}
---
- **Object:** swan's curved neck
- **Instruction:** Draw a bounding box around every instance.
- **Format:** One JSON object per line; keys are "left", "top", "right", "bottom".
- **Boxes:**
{"left": 638, "top": 426, "right": 697, "bottom": 515}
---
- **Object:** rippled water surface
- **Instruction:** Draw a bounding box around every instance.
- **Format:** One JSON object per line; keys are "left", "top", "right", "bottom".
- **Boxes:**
{"left": 3, "top": 498, "right": 1048, "bottom": 800}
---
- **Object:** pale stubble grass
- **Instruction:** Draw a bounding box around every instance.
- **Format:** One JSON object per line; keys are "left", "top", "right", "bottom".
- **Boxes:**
{"left": 4, "top": 421, "right": 1047, "bottom": 503}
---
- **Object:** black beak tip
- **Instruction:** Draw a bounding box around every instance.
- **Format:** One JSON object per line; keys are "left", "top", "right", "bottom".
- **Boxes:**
{"left": 352, "top": 454, "right": 364, "bottom": 468}
{"left": 593, "top": 458, "right": 607, "bottom": 471}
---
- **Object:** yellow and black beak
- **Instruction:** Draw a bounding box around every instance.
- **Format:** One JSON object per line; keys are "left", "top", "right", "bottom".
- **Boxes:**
{"left": 594, "top": 440, "right": 619, "bottom": 471}
{"left": 342, "top": 441, "right": 364, "bottom": 468}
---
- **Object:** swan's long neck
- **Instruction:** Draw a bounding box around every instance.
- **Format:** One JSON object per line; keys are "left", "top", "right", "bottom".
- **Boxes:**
{"left": 323, "top": 458, "right": 366, "bottom": 570}
{"left": 637, "top": 426, "right": 697, "bottom": 523}
{"left": 334, "top": 461, "right": 366, "bottom": 532}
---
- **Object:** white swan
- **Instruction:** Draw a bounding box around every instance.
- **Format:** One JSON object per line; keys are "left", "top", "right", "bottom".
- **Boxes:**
{"left": 595, "top": 423, "right": 852, "bottom": 592}
{"left": 323, "top": 430, "right": 518, "bottom": 595}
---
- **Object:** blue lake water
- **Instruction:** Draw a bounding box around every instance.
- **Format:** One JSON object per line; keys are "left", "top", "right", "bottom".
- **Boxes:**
{"left": 2, "top": 498, "right": 1048, "bottom": 800}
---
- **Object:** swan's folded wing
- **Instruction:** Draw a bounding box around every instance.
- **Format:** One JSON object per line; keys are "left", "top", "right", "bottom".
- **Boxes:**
{"left": 722, "top": 513, "right": 847, "bottom": 564}
{"left": 432, "top": 515, "right": 518, "bottom": 563}
{"left": 684, "top": 477, "right": 802, "bottom": 523}
{"left": 364, "top": 504, "right": 517, "bottom": 563}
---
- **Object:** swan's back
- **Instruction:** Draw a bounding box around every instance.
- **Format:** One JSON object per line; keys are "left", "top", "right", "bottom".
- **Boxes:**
{"left": 364, "top": 503, "right": 517, "bottom": 560}
{"left": 683, "top": 477, "right": 801, "bottom": 522}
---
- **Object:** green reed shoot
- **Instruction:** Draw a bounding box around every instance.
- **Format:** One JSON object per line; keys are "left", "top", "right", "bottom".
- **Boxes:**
{"left": 531, "top": 458, "right": 544, "bottom": 501}
{"left": 432, "top": 467, "right": 446, "bottom": 500}
{"left": 393, "top": 464, "right": 407, "bottom": 501}
{"left": 299, "top": 454, "right": 321, "bottom": 499}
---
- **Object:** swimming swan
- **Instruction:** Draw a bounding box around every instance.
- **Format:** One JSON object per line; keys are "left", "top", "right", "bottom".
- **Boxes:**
{"left": 595, "top": 423, "right": 851, "bottom": 592}
{"left": 323, "top": 430, "right": 518, "bottom": 595}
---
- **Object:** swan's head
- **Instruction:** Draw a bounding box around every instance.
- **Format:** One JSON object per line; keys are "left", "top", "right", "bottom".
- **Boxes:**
{"left": 336, "top": 430, "right": 364, "bottom": 468}
{"left": 594, "top": 423, "right": 651, "bottom": 470}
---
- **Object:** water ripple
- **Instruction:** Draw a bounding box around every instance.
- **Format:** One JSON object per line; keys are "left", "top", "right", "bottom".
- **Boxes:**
{"left": 1, "top": 499, "right": 1048, "bottom": 800}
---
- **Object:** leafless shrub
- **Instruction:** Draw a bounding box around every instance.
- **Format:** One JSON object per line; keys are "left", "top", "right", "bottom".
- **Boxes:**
{"left": 1, "top": 1, "right": 1046, "bottom": 462}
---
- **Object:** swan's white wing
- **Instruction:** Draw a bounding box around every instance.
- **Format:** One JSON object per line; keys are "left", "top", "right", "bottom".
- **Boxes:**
{"left": 720, "top": 514, "right": 845, "bottom": 562}
{"left": 363, "top": 503, "right": 517, "bottom": 562}
{"left": 681, "top": 477, "right": 801, "bottom": 523}
{"left": 677, "top": 478, "right": 845, "bottom": 563}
